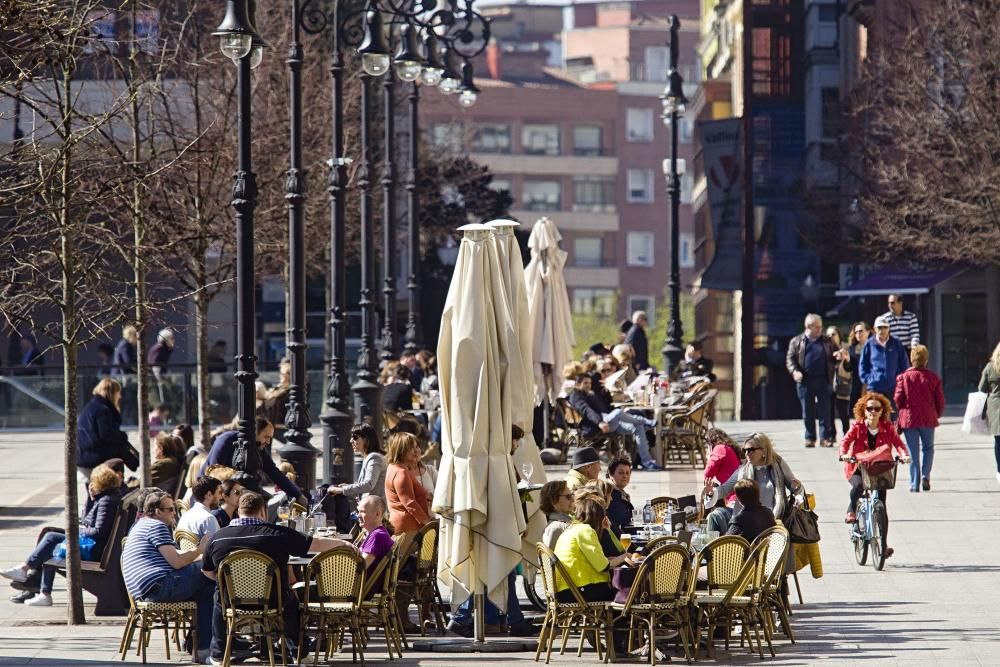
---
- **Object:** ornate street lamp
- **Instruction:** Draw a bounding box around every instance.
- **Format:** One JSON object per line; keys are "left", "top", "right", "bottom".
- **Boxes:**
{"left": 659, "top": 15, "right": 687, "bottom": 376}
{"left": 213, "top": 0, "right": 265, "bottom": 478}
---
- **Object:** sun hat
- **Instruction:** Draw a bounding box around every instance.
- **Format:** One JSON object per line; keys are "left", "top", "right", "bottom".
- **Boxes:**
{"left": 571, "top": 446, "right": 601, "bottom": 470}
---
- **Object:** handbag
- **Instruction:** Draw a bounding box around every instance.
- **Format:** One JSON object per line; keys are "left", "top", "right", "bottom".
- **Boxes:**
{"left": 855, "top": 443, "right": 894, "bottom": 475}
{"left": 962, "top": 391, "right": 990, "bottom": 435}
{"left": 51, "top": 536, "right": 96, "bottom": 561}
{"left": 783, "top": 503, "right": 821, "bottom": 544}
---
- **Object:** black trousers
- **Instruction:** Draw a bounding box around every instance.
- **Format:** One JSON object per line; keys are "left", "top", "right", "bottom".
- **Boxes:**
{"left": 848, "top": 470, "right": 889, "bottom": 539}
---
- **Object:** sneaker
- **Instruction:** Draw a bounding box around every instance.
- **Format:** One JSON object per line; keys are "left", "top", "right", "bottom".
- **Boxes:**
{"left": 884, "top": 547, "right": 894, "bottom": 558}
{"left": 922, "top": 478, "right": 930, "bottom": 491}
{"left": 804, "top": 440, "right": 816, "bottom": 448}
{"left": 11, "top": 577, "right": 40, "bottom": 593}
{"left": 844, "top": 512, "right": 856, "bottom": 523}
{"left": 0, "top": 566, "right": 27, "bottom": 584}
{"left": 820, "top": 439, "right": 835, "bottom": 448}
{"left": 10, "top": 590, "right": 35, "bottom": 604}
{"left": 446, "top": 619, "right": 473, "bottom": 638}
{"left": 25, "top": 592, "right": 52, "bottom": 607}
{"left": 639, "top": 462, "right": 662, "bottom": 472}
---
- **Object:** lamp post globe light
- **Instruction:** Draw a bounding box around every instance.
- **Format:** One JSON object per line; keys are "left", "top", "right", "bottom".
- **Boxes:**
{"left": 659, "top": 15, "right": 687, "bottom": 376}
{"left": 213, "top": 0, "right": 265, "bottom": 480}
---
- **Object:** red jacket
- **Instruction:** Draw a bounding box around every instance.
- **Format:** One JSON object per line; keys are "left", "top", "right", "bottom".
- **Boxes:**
{"left": 838, "top": 420, "right": 909, "bottom": 481}
{"left": 894, "top": 367, "right": 945, "bottom": 429}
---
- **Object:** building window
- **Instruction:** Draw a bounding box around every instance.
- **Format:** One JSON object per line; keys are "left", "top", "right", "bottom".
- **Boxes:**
{"left": 522, "top": 123, "right": 560, "bottom": 155}
{"left": 818, "top": 4, "right": 838, "bottom": 21}
{"left": 85, "top": 9, "right": 117, "bottom": 53}
{"left": 680, "top": 173, "right": 694, "bottom": 205}
{"left": 471, "top": 122, "right": 512, "bottom": 153}
{"left": 679, "top": 116, "right": 694, "bottom": 144}
{"left": 626, "top": 231, "right": 654, "bottom": 267}
{"left": 573, "top": 237, "right": 604, "bottom": 267}
{"left": 429, "top": 122, "right": 464, "bottom": 150}
{"left": 572, "top": 176, "right": 616, "bottom": 211}
{"left": 626, "top": 168, "right": 655, "bottom": 203}
{"left": 490, "top": 177, "right": 512, "bottom": 193}
{"left": 573, "top": 126, "right": 603, "bottom": 156}
{"left": 626, "top": 108, "right": 654, "bottom": 142}
{"left": 821, "top": 87, "right": 841, "bottom": 138}
{"left": 522, "top": 180, "right": 561, "bottom": 210}
{"left": 627, "top": 296, "right": 654, "bottom": 325}
{"left": 680, "top": 232, "right": 695, "bottom": 268}
{"left": 573, "top": 288, "right": 616, "bottom": 316}
{"left": 132, "top": 9, "right": 160, "bottom": 54}
{"left": 644, "top": 46, "right": 670, "bottom": 82}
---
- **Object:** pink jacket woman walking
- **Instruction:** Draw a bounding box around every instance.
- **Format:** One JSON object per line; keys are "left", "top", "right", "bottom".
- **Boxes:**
{"left": 894, "top": 345, "right": 945, "bottom": 492}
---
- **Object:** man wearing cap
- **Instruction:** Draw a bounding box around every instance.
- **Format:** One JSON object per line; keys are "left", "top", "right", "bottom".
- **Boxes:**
{"left": 786, "top": 314, "right": 839, "bottom": 448}
{"left": 880, "top": 294, "right": 920, "bottom": 354}
{"left": 148, "top": 328, "right": 175, "bottom": 379}
{"left": 565, "top": 447, "right": 603, "bottom": 491}
{"left": 860, "top": 315, "right": 910, "bottom": 415}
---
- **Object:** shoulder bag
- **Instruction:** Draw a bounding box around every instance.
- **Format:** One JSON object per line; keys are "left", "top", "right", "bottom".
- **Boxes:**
{"left": 782, "top": 485, "right": 821, "bottom": 544}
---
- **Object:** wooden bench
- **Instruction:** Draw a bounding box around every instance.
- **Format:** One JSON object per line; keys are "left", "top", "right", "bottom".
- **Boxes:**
{"left": 46, "top": 505, "right": 131, "bottom": 616}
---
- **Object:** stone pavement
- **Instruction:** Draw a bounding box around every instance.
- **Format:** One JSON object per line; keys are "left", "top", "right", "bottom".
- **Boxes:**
{"left": 0, "top": 417, "right": 998, "bottom": 665}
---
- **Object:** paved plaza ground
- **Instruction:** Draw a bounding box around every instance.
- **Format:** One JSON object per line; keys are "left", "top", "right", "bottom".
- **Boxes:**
{"left": 0, "top": 417, "right": 997, "bottom": 665}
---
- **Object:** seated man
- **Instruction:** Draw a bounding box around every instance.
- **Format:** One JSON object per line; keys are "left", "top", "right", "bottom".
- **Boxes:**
{"left": 122, "top": 491, "right": 214, "bottom": 662}
{"left": 203, "top": 416, "right": 308, "bottom": 507}
{"left": 671, "top": 340, "right": 716, "bottom": 382}
{"left": 567, "top": 374, "right": 661, "bottom": 471}
{"left": 201, "top": 491, "right": 352, "bottom": 663}
{"left": 564, "top": 446, "right": 602, "bottom": 492}
{"left": 357, "top": 495, "right": 393, "bottom": 596}
{"left": 726, "top": 479, "right": 776, "bottom": 543}
{"left": 176, "top": 476, "right": 222, "bottom": 540}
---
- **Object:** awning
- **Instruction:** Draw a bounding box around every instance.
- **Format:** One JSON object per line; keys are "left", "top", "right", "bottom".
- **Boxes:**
{"left": 835, "top": 267, "right": 964, "bottom": 297}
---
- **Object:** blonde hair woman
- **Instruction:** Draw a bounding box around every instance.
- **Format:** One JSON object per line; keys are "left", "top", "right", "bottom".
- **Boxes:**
{"left": 383, "top": 432, "right": 430, "bottom": 537}
{"left": 704, "top": 432, "right": 802, "bottom": 534}
{"left": 979, "top": 342, "right": 1000, "bottom": 483}
{"left": 77, "top": 378, "right": 138, "bottom": 484}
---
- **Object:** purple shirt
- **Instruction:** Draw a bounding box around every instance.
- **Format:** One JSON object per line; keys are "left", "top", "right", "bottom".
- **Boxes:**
{"left": 360, "top": 526, "right": 393, "bottom": 580}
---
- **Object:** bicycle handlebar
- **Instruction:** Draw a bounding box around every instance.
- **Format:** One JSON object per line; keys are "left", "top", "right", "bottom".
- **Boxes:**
{"left": 838, "top": 455, "right": 906, "bottom": 463}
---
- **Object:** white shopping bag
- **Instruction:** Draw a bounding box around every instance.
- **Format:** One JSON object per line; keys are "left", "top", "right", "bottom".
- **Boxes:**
{"left": 961, "top": 391, "right": 990, "bottom": 435}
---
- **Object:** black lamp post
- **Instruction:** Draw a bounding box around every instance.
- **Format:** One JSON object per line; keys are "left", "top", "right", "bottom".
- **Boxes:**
{"left": 659, "top": 15, "right": 687, "bottom": 377}
{"left": 378, "top": 59, "right": 398, "bottom": 365}
{"left": 214, "top": 0, "right": 264, "bottom": 478}
{"left": 278, "top": 0, "right": 319, "bottom": 491}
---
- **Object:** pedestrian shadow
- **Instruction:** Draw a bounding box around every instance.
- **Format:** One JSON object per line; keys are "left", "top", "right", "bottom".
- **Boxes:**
{"left": 886, "top": 563, "right": 1000, "bottom": 574}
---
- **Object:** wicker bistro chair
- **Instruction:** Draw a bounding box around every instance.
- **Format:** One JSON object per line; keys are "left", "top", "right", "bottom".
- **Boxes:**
{"left": 702, "top": 535, "right": 751, "bottom": 594}
{"left": 639, "top": 535, "right": 683, "bottom": 557}
{"left": 174, "top": 499, "right": 189, "bottom": 517}
{"left": 611, "top": 544, "right": 695, "bottom": 666}
{"left": 118, "top": 539, "right": 197, "bottom": 664}
{"left": 357, "top": 540, "right": 407, "bottom": 659}
{"left": 403, "top": 521, "right": 448, "bottom": 635}
{"left": 217, "top": 549, "right": 288, "bottom": 667}
{"left": 298, "top": 547, "right": 366, "bottom": 666}
{"left": 173, "top": 529, "right": 199, "bottom": 553}
{"left": 662, "top": 390, "right": 717, "bottom": 468}
{"left": 533, "top": 543, "right": 616, "bottom": 665}
{"left": 649, "top": 497, "right": 679, "bottom": 525}
{"left": 751, "top": 525, "right": 794, "bottom": 645}
{"left": 694, "top": 540, "right": 769, "bottom": 659}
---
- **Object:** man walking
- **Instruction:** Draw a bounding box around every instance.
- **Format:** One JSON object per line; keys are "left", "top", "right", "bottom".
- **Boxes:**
{"left": 860, "top": 315, "right": 910, "bottom": 415}
{"left": 786, "top": 314, "right": 838, "bottom": 448}
{"left": 881, "top": 294, "right": 920, "bottom": 354}
{"left": 624, "top": 311, "right": 650, "bottom": 371}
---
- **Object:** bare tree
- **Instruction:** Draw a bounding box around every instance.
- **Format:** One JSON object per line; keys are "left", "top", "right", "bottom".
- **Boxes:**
{"left": 853, "top": 0, "right": 1000, "bottom": 265}
{"left": 0, "top": 0, "right": 132, "bottom": 624}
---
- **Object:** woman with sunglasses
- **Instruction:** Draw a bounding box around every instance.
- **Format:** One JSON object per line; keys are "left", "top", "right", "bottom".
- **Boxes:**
{"left": 839, "top": 392, "right": 910, "bottom": 557}
{"left": 845, "top": 322, "right": 870, "bottom": 410}
{"left": 704, "top": 433, "right": 802, "bottom": 535}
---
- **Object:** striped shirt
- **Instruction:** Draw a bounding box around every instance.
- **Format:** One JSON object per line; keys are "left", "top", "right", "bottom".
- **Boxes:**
{"left": 122, "top": 518, "right": 175, "bottom": 598}
{"left": 881, "top": 310, "right": 920, "bottom": 349}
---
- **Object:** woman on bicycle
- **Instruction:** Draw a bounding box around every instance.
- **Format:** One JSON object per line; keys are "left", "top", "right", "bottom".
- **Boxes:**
{"left": 839, "top": 391, "right": 910, "bottom": 556}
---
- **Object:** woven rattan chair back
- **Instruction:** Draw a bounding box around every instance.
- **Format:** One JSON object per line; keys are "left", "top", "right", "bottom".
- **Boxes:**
{"left": 415, "top": 521, "right": 439, "bottom": 571}
{"left": 647, "top": 543, "right": 691, "bottom": 603}
{"left": 704, "top": 535, "right": 750, "bottom": 593}
{"left": 754, "top": 525, "right": 790, "bottom": 589}
{"left": 173, "top": 529, "right": 199, "bottom": 552}
{"left": 535, "top": 543, "right": 561, "bottom": 609}
{"left": 219, "top": 549, "right": 281, "bottom": 613}
{"left": 649, "top": 496, "right": 678, "bottom": 523}
{"left": 174, "top": 499, "right": 188, "bottom": 517}
{"left": 639, "top": 535, "right": 680, "bottom": 556}
{"left": 306, "top": 546, "right": 364, "bottom": 605}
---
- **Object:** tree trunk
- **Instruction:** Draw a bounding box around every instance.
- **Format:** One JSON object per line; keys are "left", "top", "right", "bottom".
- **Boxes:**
{"left": 195, "top": 289, "right": 212, "bottom": 448}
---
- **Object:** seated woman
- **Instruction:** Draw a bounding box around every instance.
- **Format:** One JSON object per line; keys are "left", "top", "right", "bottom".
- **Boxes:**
{"left": 839, "top": 391, "right": 910, "bottom": 558}
{"left": 211, "top": 477, "right": 246, "bottom": 529}
{"left": 577, "top": 481, "right": 625, "bottom": 557}
{"left": 326, "top": 423, "right": 387, "bottom": 532}
{"left": 384, "top": 432, "right": 431, "bottom": 542}
{"left": 605, "top": 457, "right": 633, "bottom": 538}
{"left": 705, "top": 433, "right": 802, "bottom": 535}
{"left": 391, "top": 418, "right": 437, "bottom": 497}
{"left": 540, "top": 481, "right": 574, "bottom": 549}
{"left": 701, "top": 428, "right": 743, "bottom": 509}
{"left": 2, "top": 464, "right": 122, "bottom": 605}
{"left": 150, "top": 432, "right": 185, "bottom": 494}
{"left": 381, "top": 362, "right": 416, "bottom": 415}
{"left": 553, "top": 497, "right": 631, "bottom": 607}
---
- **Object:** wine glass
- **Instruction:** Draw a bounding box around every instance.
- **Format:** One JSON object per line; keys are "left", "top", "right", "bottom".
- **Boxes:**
{"left": 521, "top": 462, "right": 534, "bottom": 480}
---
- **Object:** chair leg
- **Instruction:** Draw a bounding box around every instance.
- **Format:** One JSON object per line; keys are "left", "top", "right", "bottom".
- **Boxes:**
{"left": 222, "top": 624, "right": 235, "bottom": 667}
{"left": 163, "top": 623, "right": 171, "bottom": 661}
{"left": 534, "top": 611, "right": 550, "bottom": 662}
{"left": 792, "top": 571, "right": 803, "bottom": 604}
{"left": 190, "top": 611, "right": 198, "bottom": 660}
{"left": 119, "top": 611, "right": 138, "bottom": 659}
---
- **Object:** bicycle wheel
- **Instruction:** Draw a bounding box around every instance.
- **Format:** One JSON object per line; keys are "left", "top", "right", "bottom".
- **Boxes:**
{"left": 870, "top": 500, "right": 887, "bottom": 571}
{"left": 523, "top": 569, "right": 546, "bottom": 612}
{"left": 852, "top": 500, "right": 868, "bottom": 566}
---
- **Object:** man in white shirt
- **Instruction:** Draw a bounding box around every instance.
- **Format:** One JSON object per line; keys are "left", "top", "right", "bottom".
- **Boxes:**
{"left": 176, "top": 476, "right": 222, "bottom": 540}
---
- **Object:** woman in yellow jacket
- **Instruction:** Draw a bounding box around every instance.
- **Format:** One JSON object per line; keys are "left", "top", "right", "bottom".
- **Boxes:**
{"left": 553, "top": 497, "right": 632, "bottom": 603}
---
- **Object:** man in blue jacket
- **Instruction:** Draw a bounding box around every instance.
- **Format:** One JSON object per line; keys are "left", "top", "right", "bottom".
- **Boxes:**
{"left": 860, "top": 315, "right": 910, "bottom": 417}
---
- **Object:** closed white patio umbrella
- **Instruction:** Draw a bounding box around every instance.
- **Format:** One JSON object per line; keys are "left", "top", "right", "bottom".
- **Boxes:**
{"left": 433, "top": 224, "right": 526, "bottom": 634}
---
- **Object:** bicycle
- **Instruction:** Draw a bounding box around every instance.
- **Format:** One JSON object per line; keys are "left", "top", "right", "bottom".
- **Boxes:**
{"left": 840, "top": 455, "right": 903, "bottom": 571}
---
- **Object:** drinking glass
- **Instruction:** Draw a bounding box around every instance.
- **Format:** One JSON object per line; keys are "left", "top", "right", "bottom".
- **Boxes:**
{"left": 277, "top": 502, "right": 290, "bottom": 524}
{"left": 620, "top": 534, "right": 632, "bottom": 551}
{"left": 522, "top": 462, "right": 534, "bottom": 480}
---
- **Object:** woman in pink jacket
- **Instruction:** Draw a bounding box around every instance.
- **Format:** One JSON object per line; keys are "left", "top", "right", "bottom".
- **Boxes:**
{"left": 894, "top": 345, "right": 945, "bottom": 493}
{"left": 839, "top": 392, "right": 910, "bottom": 558}
{"left": 701, "top": 428, "right": 743, "bottom": 506}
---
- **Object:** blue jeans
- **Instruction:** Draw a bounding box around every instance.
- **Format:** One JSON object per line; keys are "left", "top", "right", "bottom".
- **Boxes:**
{"left": 27, "top": 532, "right": 66, "bottom": 595}
{"left": 451, "top": 570, "right": 523, "bottom": 627}
{"left": 144, "top": 563, "right": 215, "bottom": 650}
{"left": 902, "top": 427, "right": 935, "bottom": 490}
{"left": 707, "top": 507, "right": 733, "bottom": 535}
{"left": 797, "top": 382, "right": 833, "bottom": 442}
{"left": 994, "top": 436, "right": 1000, "bottom": 473}
{"left": 607, "top": 409, "right": 656, "bottom": 466}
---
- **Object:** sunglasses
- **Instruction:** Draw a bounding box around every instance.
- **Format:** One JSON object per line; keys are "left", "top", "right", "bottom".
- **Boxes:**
{"left": 743, "top": 446, "right": 761, "bottom": 454}
{"left": 865, "top": 406, "right": 882, "bottom": 413}
{"left": 158, "top": 505, "right": 176, "bottom": 513}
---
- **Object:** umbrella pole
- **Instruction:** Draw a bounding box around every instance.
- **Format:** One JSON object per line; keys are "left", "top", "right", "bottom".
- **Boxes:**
{"left": 542, "top": 365, "right": 552, "bottom": 447}
{"left": 474, "top": 589, "right": 486, "bottom": 643}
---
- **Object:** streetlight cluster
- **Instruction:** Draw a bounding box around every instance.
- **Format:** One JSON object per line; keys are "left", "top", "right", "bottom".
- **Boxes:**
{"left": 211, "top": 0, "right": 491, "bottom": 490}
